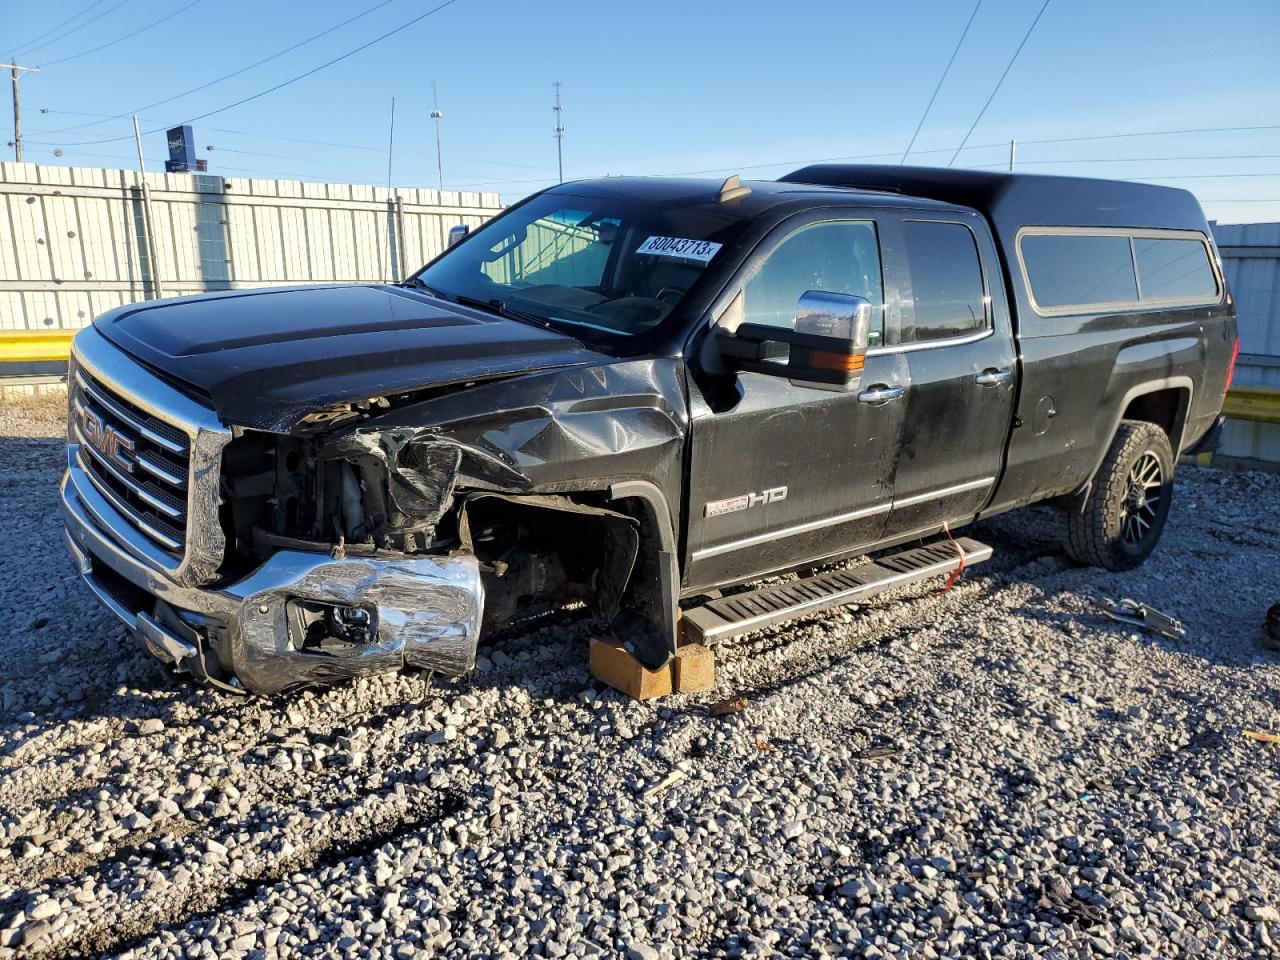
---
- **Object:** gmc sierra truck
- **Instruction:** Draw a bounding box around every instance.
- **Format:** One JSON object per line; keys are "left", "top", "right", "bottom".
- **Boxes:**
{"left": 61, "top": 166, "right": 1238, "bottom": 694}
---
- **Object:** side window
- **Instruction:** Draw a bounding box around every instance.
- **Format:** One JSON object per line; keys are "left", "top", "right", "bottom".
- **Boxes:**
{"left": 740, "top": 220, "right": 884, "bottom": 343}
{"left": 902, "top": 221, "right": 988, "bottom": 342}
{"left": 1134, "top": 237, "right": 1218, "bottom": 301}
{"left": 1020, "top": 234, "right": 1138, "bottom": 310}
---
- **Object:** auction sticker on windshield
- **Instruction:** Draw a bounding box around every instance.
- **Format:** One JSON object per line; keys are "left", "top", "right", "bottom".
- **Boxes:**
{"left": 636, "top": 236, "right": 722, "bottom": 262}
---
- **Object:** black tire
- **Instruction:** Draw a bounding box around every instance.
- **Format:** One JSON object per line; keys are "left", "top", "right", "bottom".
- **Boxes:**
{"left": 1065, "top": 420, "right": 1175, "bottom": 571}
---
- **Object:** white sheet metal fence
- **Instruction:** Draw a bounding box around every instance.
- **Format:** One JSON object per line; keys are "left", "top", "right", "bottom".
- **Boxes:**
{"left": 0, "top": 161, "right": 502, "bottom": 331}
{"left": 1213, "top": 222, "right": 1280, "bottom": 464}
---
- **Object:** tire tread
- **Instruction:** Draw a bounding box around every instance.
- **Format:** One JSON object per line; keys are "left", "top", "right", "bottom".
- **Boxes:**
{"left": 1064, "top": 420, "right": 1173, "bottom": 570}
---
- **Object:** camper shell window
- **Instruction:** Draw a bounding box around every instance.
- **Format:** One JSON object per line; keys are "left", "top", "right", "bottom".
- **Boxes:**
{"left": 1016, "top": 227, "right": 1220, "bottom": 316}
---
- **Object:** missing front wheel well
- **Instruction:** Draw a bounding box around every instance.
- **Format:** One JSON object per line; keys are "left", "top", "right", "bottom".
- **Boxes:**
{"left": 458, "top": 492, "right": 667, "bottom": 648}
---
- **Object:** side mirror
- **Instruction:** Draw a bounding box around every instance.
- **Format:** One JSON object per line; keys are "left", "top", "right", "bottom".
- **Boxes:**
{"left": 716, "top": 291, "right": 873, "bottom": 391}
{"left": 787, "top": 291, "right": 873, "bottom": 390}
{"left": 447, "top": 224, "right": 470, "bottom": 247}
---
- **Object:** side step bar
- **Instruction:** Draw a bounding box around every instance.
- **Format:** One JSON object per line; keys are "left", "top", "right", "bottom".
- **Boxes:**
{"left": 682, "top": 537, "right": 992, "bottom": 644}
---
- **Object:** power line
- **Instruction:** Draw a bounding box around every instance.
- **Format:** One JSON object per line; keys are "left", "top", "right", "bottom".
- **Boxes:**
{"left": 203, "top": 145, "right": 313, "bottom": 162}
{"left": 52, "top": 0, "right": 465, "bottom": 147}
{"left": 29, "top": 126, "right": 521, "bottom": 171}
{"left": 32, "top": 113, "right": 383, "bottom": 153}
{"left": 625, "top": 124, "right": 1280, "bottom": 185}
{"left": 1130, "top": 172, "right": 1280, "bottom": 181}
{"left": 1016, "top": 123, "right": 1280, "bottom": 148}
{"left": 32, "top": 107, "right": 163, "bottom": 122}
{"left": 455, "top": 156, "right": 556, "bottom": 170}
{"left": 438, "top": 153, "right": 1280, "bottom": 191}
{"left": 40, "top": 0, "right": 405, "bottom": 135}
{"left": 970, "top": 153, "right": 1280, "bottom": 167}
{"left": 8, "top": 0, "right": 110, "bottom": 53}
{"left": 628, "top": 124, "right": 1280, "bottom": 183}
{"left": 208, "top": 127, "right": 383, "bottom": 153}
{"left": 25, "top": 146, "right": 145, "bottom": 165}
{"left": 14, "top": 0, "right": 136, "bottom": 58}
{"left": 948, "top": 0, "right": 1052, "bottom": 166}
{"left": 39, "top": 1, "right": 205, "bottom": 67}
{"left": 901, "top": 0, "right": 982, "bottom": 163}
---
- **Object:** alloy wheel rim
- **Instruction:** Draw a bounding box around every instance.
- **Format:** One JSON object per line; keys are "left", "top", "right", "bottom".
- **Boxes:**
{"left": 1121, "top": 451, "right": 1163, "bottom": 546}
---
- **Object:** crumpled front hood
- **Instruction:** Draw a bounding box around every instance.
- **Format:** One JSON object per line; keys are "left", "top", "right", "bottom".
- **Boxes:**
{"left": 92, "top": 284, "right": 601, "bottom": 432}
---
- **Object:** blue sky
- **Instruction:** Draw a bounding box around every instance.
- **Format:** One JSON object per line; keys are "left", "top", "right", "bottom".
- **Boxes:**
{"left": 6, "top": 0, "right": 1280, "bottom": 222}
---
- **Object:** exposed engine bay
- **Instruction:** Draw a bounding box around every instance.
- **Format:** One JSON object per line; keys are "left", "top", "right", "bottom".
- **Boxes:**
{"left": 217, "top": 421, "right": 662, "bottom": 665}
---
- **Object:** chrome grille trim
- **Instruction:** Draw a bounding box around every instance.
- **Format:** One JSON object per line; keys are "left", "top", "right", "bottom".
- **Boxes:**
{"left": 71, "top": 381, "right": 190, "bottom": 553}
{"left": 74, "top": 448, "right": 185, "bottom": 549}
{"left": 135, "top": 450, "right": 187, "bottom": 489}
{"left": 72, "top": 420, "right": 187, "bottom": 521}
{"left": 68, "top": 327, "right": 233, "bottom": 587}
{"left": 74, "top": 368, "right": 188, "bottom": 456}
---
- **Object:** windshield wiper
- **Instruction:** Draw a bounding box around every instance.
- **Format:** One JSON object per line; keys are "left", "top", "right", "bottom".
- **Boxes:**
{"left": 450, "top": 294, "right": 553, "bottom": 331}
{"left": 400, "top": 276, "right": 448, "bottom": 299}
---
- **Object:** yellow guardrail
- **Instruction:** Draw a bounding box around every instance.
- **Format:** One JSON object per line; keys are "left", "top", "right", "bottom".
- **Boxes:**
{"left": 1221, "top": 385, "right": 1280, "bottom": 425}
{"left": 0, "top": 329, "right": 76, "bottom": 364}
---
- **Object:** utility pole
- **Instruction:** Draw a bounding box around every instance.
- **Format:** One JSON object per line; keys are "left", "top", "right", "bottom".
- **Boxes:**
{"left": 386, "top": 96, "right": 397, "bottom": 284}
{"left": 386, "top": 96, "right": 396, "bottom": 191}
{"left": 1009, "top": 138, "right": 1017, "bottom": 172}
{"left": 132, "top": 115, "right": 146, "bottom": 172}
{"left": 132, "top": 114, "right": 164, "bottom": 299}
{"left": 430, "top": 79, "right": 443, "bottom": 192}
{"left": 553, "top": 81, "right": 565, "bottom": 183}
{"left": 5, "top": 61, "right": 40, "bottom": 162}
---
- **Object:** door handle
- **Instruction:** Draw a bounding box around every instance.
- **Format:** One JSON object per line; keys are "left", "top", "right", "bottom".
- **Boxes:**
{"left": 857, "top": 384, "right": 905, "bottom": 404}
{"left": 975, "top": 367, "right": 1012, "bottom": 386}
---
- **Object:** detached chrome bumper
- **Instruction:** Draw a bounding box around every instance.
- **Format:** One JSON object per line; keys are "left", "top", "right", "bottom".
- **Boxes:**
{"left": 61, "top": 457, "right": 484, "bottom": 695}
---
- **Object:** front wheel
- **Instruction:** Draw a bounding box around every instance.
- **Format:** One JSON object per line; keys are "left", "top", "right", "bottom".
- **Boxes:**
{"left": 1064, "top": 420, "right": 1175, "bottom": 571}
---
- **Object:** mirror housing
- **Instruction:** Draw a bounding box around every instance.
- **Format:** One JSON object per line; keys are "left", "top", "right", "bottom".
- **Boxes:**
{"left": 786, "top": 291, "right": 874, "bottom": 390}
{"left": 447, "top": 224, "right": 470, "bottom": 247}
{"left": 716, "top": 291, "right": 873, "bottom": 391}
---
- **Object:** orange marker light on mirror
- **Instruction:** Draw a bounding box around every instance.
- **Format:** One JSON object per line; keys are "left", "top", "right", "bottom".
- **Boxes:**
{"left": 810, "top": 351, "right": 866, "bottom": 373}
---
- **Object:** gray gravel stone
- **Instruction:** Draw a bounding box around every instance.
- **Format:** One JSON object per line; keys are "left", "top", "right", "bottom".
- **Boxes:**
{"left": 25, "top": 901, "right": 59, "bottom": 922}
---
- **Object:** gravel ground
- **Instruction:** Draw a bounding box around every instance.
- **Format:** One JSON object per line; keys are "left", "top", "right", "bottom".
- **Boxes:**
{"left": 1, "top": 395, "right": 1279, "bottom": 960}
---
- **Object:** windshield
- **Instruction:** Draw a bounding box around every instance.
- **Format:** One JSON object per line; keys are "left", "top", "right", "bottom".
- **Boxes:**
{"left": 413, "top": 191, "right": 747, "bottom": 338}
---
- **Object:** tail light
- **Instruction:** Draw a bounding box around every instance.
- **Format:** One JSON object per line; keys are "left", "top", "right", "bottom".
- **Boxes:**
{"left": 1225, "top": 338, "right": 1240, "bottom": 393}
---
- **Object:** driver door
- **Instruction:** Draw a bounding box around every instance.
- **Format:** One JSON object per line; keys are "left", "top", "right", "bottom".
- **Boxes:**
{"left": 684, "top": 214, "right": 909, "bottom": 592}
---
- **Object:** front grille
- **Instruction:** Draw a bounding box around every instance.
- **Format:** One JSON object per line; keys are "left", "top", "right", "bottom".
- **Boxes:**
{"left": 71, "top": 366, "right": 192, "bottom": 557}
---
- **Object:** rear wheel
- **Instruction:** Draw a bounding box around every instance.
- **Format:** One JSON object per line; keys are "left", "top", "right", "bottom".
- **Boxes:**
{"left": 1064, "top": 420, "right": 1174, "bottom": 570}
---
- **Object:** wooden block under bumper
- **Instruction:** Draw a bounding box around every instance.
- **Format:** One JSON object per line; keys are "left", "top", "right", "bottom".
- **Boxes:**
{"left": 673, "top": 643, "right": 715, "bottom": 693}
{"left": 589, "top": 638, "right": 673, "bottom": 700}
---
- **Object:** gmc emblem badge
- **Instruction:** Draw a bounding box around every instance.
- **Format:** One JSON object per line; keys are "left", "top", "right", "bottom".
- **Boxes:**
{"left": 81, "top": 408, "right": 136, "bottom": 474}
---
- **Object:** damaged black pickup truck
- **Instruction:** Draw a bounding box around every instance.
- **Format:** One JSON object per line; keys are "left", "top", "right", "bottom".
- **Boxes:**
{"left": 61, "top": 166, "right": 1237, "bottom": 694}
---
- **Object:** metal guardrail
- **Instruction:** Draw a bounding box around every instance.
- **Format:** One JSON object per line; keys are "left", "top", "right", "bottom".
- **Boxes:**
{"left": 1, "top": 329, "right": 1279, "bottom": 426}
{"left": 0, "top": 329, "right": 76, "bottom": 363}
{"left": 1221, "top": 386, "right": 1280, "bottom": 425}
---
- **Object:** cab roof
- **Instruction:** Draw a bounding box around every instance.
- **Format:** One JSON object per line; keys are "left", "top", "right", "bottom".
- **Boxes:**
{"left": 545, "top": 175, "right": 970, "bottom": 218}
